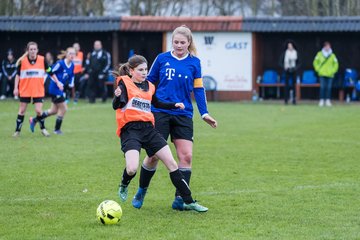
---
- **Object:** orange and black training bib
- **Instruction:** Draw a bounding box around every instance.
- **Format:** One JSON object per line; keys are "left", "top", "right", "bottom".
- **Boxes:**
{"left": 19, "top": 55, "right": 45, "bottom": 98}
{"left": 115, "top": 75, "right": 155, "bottom": 137}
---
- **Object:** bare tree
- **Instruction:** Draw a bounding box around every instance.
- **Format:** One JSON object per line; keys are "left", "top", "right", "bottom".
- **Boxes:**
{"left": 212, "top": 0, "right": 240, "bottom": 16}
{"left": 0, "top": 0, "right": 15, "bottom": 16}
{"left": 249, "top": 0, "right": 260, "bottom": 16}
{"left": 2, "top": 0, "right": 360, "bottom": 17}
{"left": 279, "top": 0, "right": 360, "bottom": 17}
{"left": 196, "top": 0, "right": 213, "bottom": 16}
{"left": 0, "top": 0, "right": 104, "bottom": 16}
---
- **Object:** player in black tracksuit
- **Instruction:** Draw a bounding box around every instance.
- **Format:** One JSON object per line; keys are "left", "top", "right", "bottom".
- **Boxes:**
{"left": 86, "top": 40, "right": 111, "bottom": 103}
{"left": 1, "top": 50, "right": 17, "bottom": 99}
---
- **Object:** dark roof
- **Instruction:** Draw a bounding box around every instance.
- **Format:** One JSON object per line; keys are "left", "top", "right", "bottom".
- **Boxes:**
{"left": 241, "top": 16, "right": 360, "bottom": 32}
{"left": 0, "top": 16, "right": 120, "bottom": 32}
{"left": 1, "top": 16, "right": 360, "bottom": 32}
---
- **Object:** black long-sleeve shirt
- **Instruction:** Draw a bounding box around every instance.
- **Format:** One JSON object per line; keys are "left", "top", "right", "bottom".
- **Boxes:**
{"left": 112, "top": 79, "right": 177, "bottom": 110}
{"left": 87, "top": 50, "right": 111, "bottom": 75}
{"left": 2, "top": 59, "right": 17, "bottom": 79}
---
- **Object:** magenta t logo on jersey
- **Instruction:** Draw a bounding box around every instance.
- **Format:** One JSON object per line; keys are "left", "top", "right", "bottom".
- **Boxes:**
{"left": 165, "top": 68, "right": 176, "bottom": 80}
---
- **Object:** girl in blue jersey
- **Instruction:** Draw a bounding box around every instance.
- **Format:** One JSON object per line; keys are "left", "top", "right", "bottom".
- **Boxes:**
{"left": 132, "top": 25, "right": 217, "bottom": 210}
{"left": 29, "top": 47, "right": 75, "bottom": 135}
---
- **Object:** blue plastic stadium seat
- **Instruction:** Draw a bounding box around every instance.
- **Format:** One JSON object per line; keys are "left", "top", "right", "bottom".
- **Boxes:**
{"left": 302, "top": 70, "right": 317, "bottom": 84}
{"left": 203, "top": 75, "right": 217, "bottom": 91}
{"left": 202, "top": 75, "right": 217, "bottom": 101}
{"left": 262, "top": 70, "right": 278, "bottom": 84}
{"left": 107, "top": 70, "right": 115, "bottom": 83}
{"left": 344, "top": 68, "right": 358, "bottom": 87}
{"left": 356, "top": 81, "right": 360, "bottom": 91}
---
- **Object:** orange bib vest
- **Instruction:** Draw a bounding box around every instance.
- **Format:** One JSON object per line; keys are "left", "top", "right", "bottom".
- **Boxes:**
{"left": 19, "top": 55, "right": 45, "bottom": 98}
{"left": 73, "top": 51, "right": 83, "bottom": 74}
{"left": 116, "top": 75, "right": 155, "bottom": 137}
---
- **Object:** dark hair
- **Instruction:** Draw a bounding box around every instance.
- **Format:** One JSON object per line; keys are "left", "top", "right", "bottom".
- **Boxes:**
{"left": 323, "top": 41, "right": 331, "bottom": 47}
{"left": 113, "top": 55, "right": 148, "bottom": 88}
{"left": 7, "top": 49, "right": 13, "bottom": 56}
{"left": 283, "top": 39, "right": 297, "bottom": 51}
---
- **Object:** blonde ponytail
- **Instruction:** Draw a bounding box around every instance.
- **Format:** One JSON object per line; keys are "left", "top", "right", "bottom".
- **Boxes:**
{"left": 57, "top": 47, "right": 75, "bottom": 60}
{"left": 16, "top": 52, "right": 28, "bottom": 67}
{"left": 57, "top": 50, "right": 67, "bottom": 60}
{"left": 189, "top": 41, "right": 197, "bottom": 56}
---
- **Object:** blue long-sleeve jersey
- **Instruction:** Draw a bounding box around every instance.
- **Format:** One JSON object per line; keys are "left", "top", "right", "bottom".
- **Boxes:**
{"left": 147, "top": 51, "right": 208, "bottom": 119}
{"left": 48, "top": 59, "right": 74, "bottom": 96}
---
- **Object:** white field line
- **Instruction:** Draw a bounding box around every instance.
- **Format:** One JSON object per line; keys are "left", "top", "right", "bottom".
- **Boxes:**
{"left": 0, "top": 182, "right": 356, "bottom": 202}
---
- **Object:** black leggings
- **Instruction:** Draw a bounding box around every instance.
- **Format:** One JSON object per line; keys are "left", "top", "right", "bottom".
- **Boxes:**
{"left": 1, "top": 76, "right": 14, "bottom": 96}
{"left": 284, "top": 71, "right": 296, "bottom": 103}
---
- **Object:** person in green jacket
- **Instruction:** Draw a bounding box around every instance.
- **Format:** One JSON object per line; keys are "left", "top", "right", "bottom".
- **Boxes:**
{"left": 313, "top": 41, "right": 339, "bottom": 107}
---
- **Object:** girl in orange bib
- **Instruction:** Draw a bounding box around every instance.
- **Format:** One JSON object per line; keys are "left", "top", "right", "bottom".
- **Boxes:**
{"left": 13, "top": 41, "right": 61, "bottom": 137}
{"left": 113, "top": 55, "right": 208, "bottom": 212}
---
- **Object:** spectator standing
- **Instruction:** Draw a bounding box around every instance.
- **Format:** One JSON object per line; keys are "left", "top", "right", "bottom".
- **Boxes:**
{"left": 86, "top": 40, "right": 111, "bottom": 103}
{"left": 313, "top": 41, "right": 339, "bottom": 107}
{"left": 1, "top": 49, "right": 17, "bottom": 100}
{"left": 78, "top": 52, "right": 91, "bottom": 98}
{"left": 279, "top": 41, "right": 300, "bottom": 105}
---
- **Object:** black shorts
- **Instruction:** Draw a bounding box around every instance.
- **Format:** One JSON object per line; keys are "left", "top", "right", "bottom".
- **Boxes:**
{"left": 154, "top": 112, "right": 193, "bottom": 142}
{"left": 19, "top": 97, "right": 44, "bottom": 104}
{"left": 51, "top": 95, "right": 66, "bottom": 104}
{"left": 120, "top": 121, "right": 168, "bottom": 157}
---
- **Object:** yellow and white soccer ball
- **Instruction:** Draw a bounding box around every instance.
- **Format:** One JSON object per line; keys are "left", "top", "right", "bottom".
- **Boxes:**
{"left": 96, "top": 200, "right": 122, "bottom": 225}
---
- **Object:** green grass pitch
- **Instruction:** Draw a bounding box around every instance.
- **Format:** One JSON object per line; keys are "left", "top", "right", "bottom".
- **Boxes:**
{"left": 0, "top": 100, "right": 359, "bottom": 239}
